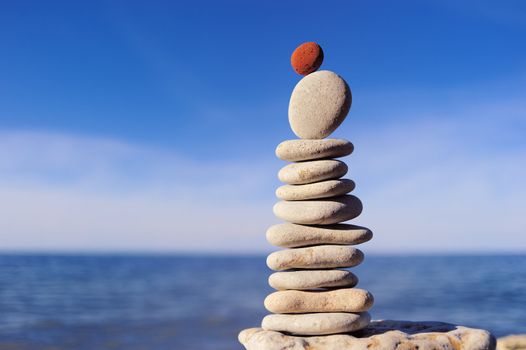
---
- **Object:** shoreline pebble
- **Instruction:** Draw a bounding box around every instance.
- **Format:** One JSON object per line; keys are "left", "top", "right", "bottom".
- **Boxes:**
{"left": 278, "top": 159, "right": 347, "bottom": 185}
{"left": 261, "top": 312, "right": 370, "bottom": 336}
{"left": 276, "top": 179, "right": 355, "bottom": 200}
{"left": 264, "top": 288, "right": 374, "bottom": 313}
{"left": 273, "top": 195, "right": 362, "bottom": 225}
{"left": 276, "top": 139, "right": 353, "bottom": 162}
{"left": 267, "top": 245, "right": 364, "bottom": 271}
{"left": 266, "top": 223, "right": 372, "bottom": 248}
{"left": 289, "top": 70, "right": 352, "bottom": 139}
{"left": 269, "top": 270, "right": 358, "bottom": 290}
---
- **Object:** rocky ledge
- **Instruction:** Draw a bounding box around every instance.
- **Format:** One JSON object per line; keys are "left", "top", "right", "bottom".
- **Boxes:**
{"left": 239, "top": 320, "right": 496, "bottom": 350}
{"left": 497, "top": 335, "right": 526, "bottom": 350}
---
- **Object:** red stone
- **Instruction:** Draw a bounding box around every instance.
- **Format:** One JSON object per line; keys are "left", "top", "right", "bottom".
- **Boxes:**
{"left": 291, "top": 42, "right": 324, "bottom": 76}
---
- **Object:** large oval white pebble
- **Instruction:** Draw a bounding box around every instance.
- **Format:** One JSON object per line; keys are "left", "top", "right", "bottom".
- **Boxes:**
{"left": 289, "top": 70, "right": 351, "bottom": 139}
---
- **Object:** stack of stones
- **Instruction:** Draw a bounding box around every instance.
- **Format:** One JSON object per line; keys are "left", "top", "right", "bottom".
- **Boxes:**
{"left": 239, "top": 42, "right": 497, "bottom": 350}
{"left": 260, "top": 42, "right": 374, "bottom": 336}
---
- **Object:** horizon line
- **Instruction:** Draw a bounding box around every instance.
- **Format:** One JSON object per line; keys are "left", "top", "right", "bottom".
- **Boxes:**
{"left": 0, "top": 249, "right": 524, "bottom": 258}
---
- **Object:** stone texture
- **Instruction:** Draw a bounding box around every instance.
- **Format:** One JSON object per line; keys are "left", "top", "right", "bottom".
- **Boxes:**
{"left": 239, "top": 320, "right": 497, "bottom": 350}
{"left": 278, "top": 160, "right": 347, "bottom": 185}
{"left": 269, "top": 270, "right": 358, "bottom": 290}
{"left": 266, "top": 223, "right": 372, "bottom": 248}
{"left": 265, "top": 288, "right": 373, "bottom": 314}
{"left": 289, "top": 70, "right": 352, "bottom": 139}
{"left": 497, "top": 335, "right": 526, "bottom": 350}
{"left": 276, "top": 139, "right": 353, "bottom": 162}
{"left": 266, "top": 245, "right": 364, "bottom": 271}
{"left": 273, "top": 195, "right": 362, "bottom": 225}
{"left": 290, "top": 42, "right": 324, "bottom": 76}
{"left": 276, "top": 179, "right": 355, "bottom": 200}
{"left": 262, "top": 312, "right": 370, "bottom": 336}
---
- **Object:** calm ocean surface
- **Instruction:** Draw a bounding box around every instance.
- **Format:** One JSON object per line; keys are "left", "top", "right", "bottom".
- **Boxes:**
{"left": 0, "top": 254, "right": 524, "bottom": 349}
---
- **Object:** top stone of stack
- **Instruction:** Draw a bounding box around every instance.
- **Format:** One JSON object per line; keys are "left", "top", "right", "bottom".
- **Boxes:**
{"left": 289, "top": 42, "right": 352, "bottom": 139}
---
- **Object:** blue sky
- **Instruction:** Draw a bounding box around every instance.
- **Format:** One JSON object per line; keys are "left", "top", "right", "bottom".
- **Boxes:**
{"left": 1, "top": 1, "right": 525, "bottom": 253}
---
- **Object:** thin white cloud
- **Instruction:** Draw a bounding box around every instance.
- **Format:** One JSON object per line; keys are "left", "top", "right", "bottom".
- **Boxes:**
{"left": 0, "top": 131, "right": 277, "bottom": 252}
{"left": 349, "top": 95, "right": 526, "bottom": 254}
{"left": 0, "top": 92, "right": 525, "bottom": 253}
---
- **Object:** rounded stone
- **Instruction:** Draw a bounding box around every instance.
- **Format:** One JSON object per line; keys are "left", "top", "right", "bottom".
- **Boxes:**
{"left": 264, "top": 288, "right": 374, "bottom": 313}
{"left": 290, "top": 42, "right": 324, "bottom": 76}
{"left": 276, "top": 179, "right": 355, "bottom": 200}
{"left": 289, "top": 70, "right": 352, "bottom": 139}
{"left": 261, "top": 312, "right": 371, "bottom": 336}
{"left": 266, "top": 223, "right": 372, "bottom": 248}
{"left": 278, "top": 159, "right": 347, "bottom": 185}
{"left": 276, "top": 139, "right": 353, "bottom": 162}
{"left": 266, "top": 245, "right": 364, "bottom": 271}
{"left": 269, "top": 270, "right": 358, "bottom": 290}
{"left": 273, "top": 195, "right": 362, "bottom": 225}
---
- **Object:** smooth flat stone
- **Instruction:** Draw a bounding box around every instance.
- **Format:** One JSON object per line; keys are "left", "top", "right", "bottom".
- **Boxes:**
{"left": 276, "top": 139, "right": 353, "bottom": 162}
{"left": 261, "top": 312, "right": 370, "bottom": 336}
{"left": 289, "top": 70, "right": 352, "bottom": 139}
{"left": 239, "top": 320, "right": 496, "bottom": 350}
{"left": 266, "top": 223, "right": 372, "bottom": 248}
{"left": 269, "top": 270, "right": 358, "bottom": 290}
{"left": 267, "top": 245, "right": 363, "bottom": 271}
{"left": 264, "top": 288, "right": 373, "bottom": 313}
{"left": 273, "top": 195, "right": 362, "bottom": 225}
{"left": 276, "top": 179, "right": 355, "bottom": 200}
{"left": 278, "top": 160, "right": 347, "bottom": 185}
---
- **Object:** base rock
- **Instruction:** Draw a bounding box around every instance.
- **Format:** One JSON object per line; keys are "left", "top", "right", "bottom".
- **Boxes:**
{"left": 239, "top": 320, "right": 496, "bottom": 350}
{"left": 497, "top": 335, "right": 526, "bottom": 350}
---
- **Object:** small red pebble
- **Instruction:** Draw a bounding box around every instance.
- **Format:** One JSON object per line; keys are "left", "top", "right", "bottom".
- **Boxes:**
{"left": 291, "top": 42, "right": 324, "bottom": 76}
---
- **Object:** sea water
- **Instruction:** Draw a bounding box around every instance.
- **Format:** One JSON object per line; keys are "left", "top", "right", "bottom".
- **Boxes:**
{"left": 0, "top": 254, "right": 524, "bottom": 349}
